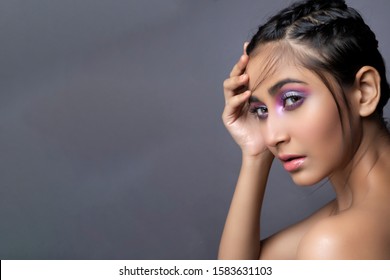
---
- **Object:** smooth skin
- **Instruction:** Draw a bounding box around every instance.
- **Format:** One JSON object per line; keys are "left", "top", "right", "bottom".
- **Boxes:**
{"left": 219, "top": 42, "right": 390, "bottom": 259}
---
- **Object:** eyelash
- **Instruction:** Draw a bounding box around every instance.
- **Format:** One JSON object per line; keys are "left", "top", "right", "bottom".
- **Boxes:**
{"left": 283, "top": 91, "right": 305, "bottom": 110}
{"left": 249, "top": 91, "right": 305, "bottom": 119}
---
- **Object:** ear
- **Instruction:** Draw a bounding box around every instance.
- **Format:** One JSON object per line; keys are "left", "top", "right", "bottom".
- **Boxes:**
{"left": 353, "top": 66, "right": 381, "bottom": 117}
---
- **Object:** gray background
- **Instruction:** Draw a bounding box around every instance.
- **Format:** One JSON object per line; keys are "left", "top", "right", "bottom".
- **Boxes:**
{"left": 1, "top": 0, "right": 389, "bottom": 260}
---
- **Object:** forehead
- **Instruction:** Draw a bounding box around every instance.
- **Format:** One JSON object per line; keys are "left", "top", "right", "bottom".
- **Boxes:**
{"left": 246, "top": 43, "right": 324, "bottom": 93}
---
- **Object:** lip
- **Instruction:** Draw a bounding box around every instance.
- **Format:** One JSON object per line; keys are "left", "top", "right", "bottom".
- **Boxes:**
{"left": 278, "top": 154, "right": 306, "bottom": 172}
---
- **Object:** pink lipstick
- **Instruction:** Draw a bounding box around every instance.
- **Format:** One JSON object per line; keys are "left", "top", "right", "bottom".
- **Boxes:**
{"left": 279, "top": 155, "right": 306, "bottom": 172}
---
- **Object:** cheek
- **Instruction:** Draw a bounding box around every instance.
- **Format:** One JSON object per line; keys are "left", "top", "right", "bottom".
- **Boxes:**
{"left": 295, "top": 97, "right": 345, "bottom": 157}
{"left": 288, "top": 106, "right": 345, "bottom": 185}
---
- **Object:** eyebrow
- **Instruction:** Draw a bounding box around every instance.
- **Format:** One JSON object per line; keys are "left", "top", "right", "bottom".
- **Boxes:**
{"left": 268, "top": 78, "right": 307, "bottom": 95}
{"left": 249, "top": 78, "right": 307, "bottom": 103}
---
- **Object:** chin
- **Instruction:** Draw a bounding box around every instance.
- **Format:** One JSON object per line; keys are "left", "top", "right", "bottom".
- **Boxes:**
{"left": 289, "top": 171, "right": 325, "bottom": 186}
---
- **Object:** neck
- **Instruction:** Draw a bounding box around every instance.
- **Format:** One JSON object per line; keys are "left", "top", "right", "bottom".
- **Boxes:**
{"left": 329, "top": 119, "right": 390, "bottom": 213}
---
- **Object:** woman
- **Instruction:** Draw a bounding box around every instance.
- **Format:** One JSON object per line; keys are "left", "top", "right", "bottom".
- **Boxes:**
{"left": 219, "top": 0, "right": 390, "bottom": 259}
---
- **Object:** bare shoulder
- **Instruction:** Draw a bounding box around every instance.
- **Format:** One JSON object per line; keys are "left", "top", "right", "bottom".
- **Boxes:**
{"left": 297, "top": 206, "right": 390, "bottom": 259}
{"left": 259, "top": 200, "right": 337, "bottom": 259}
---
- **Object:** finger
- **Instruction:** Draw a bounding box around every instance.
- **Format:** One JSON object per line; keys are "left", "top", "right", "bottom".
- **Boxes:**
{"left": 223, "top": 73, "right": 248, "bottom": 92}
{"left": 229, "top": 54, "right": 249, "bottom": 78}
{"left": 225, "top": 90, "right": 251, "bottom": 107}
{"left": 223, "top": 90, "right": 251, "bottom": 119}
{"left": 243, "top": 42, "right": 249, "bottom": 54}
{"left": 223, "top": 74, "right": 249, "bottom": 102}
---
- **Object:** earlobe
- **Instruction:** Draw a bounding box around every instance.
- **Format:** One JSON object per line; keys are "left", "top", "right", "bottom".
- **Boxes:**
{"left": 354, "top": 66, "right": 381, "bottom": 117}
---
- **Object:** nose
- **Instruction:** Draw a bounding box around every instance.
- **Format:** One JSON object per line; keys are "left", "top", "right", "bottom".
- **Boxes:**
{"left": 263, "top": 114, "right": 290, "bottom": 148}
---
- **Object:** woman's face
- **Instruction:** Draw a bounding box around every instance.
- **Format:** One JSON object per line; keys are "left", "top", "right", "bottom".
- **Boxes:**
{"left": 246, "top": 47, "right": 352, "bottom": 185}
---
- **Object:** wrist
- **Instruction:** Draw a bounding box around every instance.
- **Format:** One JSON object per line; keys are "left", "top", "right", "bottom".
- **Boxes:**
{"left": 241, "top": 150, "right": 274, "bottom": 167}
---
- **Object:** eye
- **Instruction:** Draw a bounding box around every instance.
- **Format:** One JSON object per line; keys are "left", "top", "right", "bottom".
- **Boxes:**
{"left": 249, "top": 103, "right": 268, "bottom": 119}
{"left": 282, "top": 91, "right": 305, "bottom": 111}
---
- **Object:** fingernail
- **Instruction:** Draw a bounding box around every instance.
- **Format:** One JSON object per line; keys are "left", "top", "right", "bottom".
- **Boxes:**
{"left": 244, "top": 42, "right": 249, "bottom": 51}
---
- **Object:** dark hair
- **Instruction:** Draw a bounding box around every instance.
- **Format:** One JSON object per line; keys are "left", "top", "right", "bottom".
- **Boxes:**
{"left": 246, "top": 0, "right": 390, "bottom": 127}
